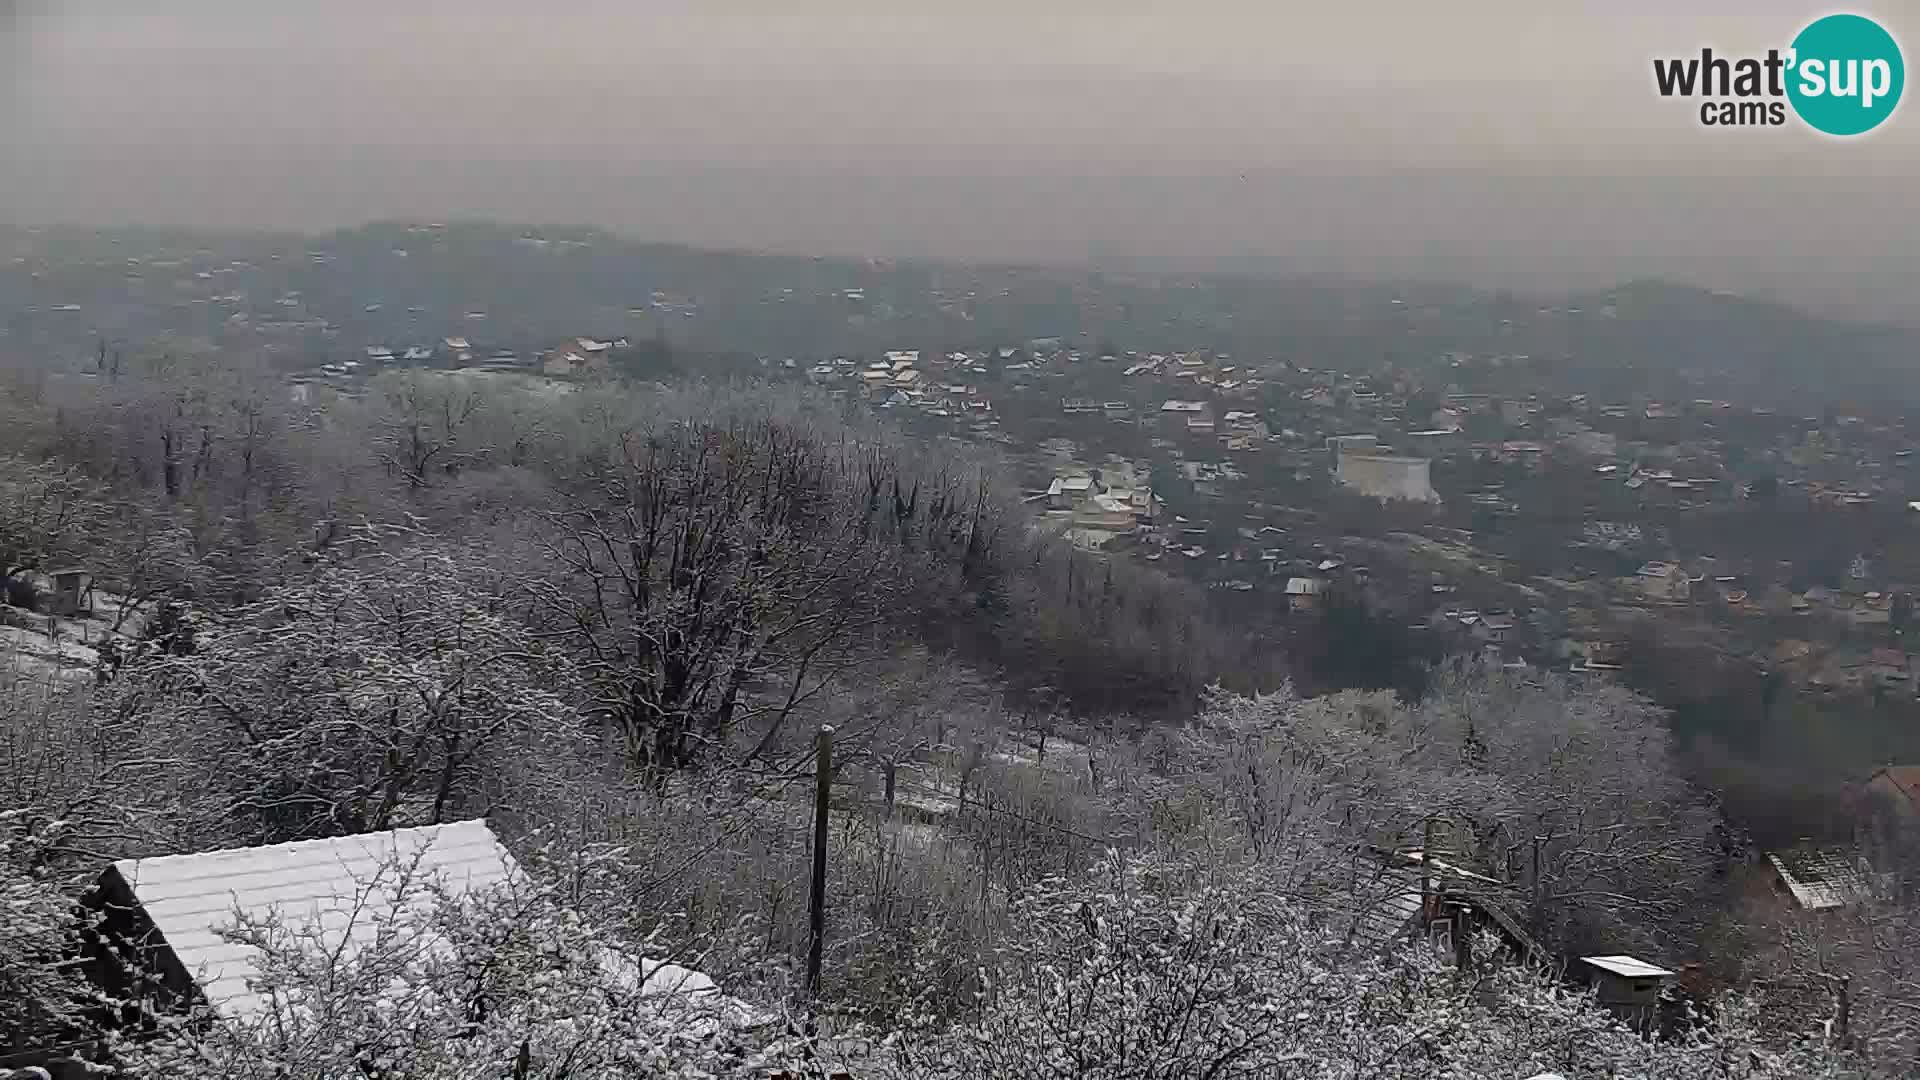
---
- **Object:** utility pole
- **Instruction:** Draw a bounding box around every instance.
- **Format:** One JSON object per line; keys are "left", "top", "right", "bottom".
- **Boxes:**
{"left": 1421, "top": 816, "right": 1437, "bottom": 921}
{"left": 806, "top": 725, "right": 833, "bottom": 1009}
{"left": 1830, "top": 973, "right": 1852, "bottom": 1048}
{"left": 1530, "top": 834, "right": 1543, "bottom": 918}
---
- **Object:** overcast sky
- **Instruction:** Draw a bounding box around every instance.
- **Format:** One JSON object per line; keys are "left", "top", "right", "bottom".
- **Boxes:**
{"left": 4, "top": 2, "right": 1917, "bottom": 316}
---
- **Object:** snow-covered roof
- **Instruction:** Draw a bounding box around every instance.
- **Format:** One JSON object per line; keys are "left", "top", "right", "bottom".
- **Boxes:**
{"left": 1581, "top": 955, "right": 1673, "bottom": 980}
{"left": 109, "top": 821, "right": 518, "bottom": 1019}
{"left": 1765, "top": 845, "right": 1875, "bottom": 911}
{"left": 108, "top": 821, "right": 762, "bottom": 1027}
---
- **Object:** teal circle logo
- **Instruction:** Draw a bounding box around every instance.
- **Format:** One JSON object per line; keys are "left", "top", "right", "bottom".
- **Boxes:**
{"left": 1787, "top": 14, "right": 1904, "bottom": 135}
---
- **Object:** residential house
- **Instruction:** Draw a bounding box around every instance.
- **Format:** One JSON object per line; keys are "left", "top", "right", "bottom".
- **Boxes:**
{"left": 1326, "top": 433, "right": 1381, "bottom": 455}
{"left": 1633, "top": 562, "right": 1693, "bottom": 603}
{"left": 1479, "top": 614, "right": 1516, "bottom": 646}
{"left": 1074, "top": 492, "right": 1147, "bottom": 531}
{"left": 1222, "top": 410, "right": 1270, "bottom": 438}
{"left": 1045, "top": 470, "right": 1159, "bottom": 530}
{"left": 1285, "top": 577, "right": 1326, "bottom": 613}
{"left": 1046, "top": 474, "right": 1096, "bottom": 510}
{"left": 542, "top": 350, "right": 594, "bottom": 377}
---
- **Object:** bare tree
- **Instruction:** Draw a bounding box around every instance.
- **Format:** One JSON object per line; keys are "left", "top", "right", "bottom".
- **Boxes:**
{"left": 527, "top": 418, "right": 976, "bottom": 778}
{"left": 367, "top": 372, "right": 491, "bottom": 491}
{"left": 1757, "top": 896, "right": 1920, "bottom": 1070}
{"left": 0, "top": 459, "right": 102, "bottom": 584}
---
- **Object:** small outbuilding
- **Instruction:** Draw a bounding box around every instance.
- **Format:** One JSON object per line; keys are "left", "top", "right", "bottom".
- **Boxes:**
{"left": 85, "top": 820, "right": 519, "bottom": 1020}
{"left": 1579, "top": 955, "right": 1673, "bottom": 1036}
{"left": 47, "top": 569, "right": 91, "bottom": 617}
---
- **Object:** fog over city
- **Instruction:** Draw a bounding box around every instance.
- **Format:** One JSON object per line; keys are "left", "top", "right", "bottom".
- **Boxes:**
{"left": 3, "top": 1, "right": 1917, "bottom": 316}
{"left": 13, "top": 5, "right": 1920, "bottom": 1076}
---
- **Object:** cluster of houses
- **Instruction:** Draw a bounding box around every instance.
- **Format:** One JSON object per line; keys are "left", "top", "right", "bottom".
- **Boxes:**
{"left": 295, "top": 334, "right": 630, "bottom": 391}
{"left": 806, "top": 350, "right": 997, "bottom": 423}
{"left": 1033, "top": 465, "right": 1161, "bottom": 550}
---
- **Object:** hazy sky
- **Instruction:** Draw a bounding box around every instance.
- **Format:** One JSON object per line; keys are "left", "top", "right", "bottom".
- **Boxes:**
{"left": 4, "top": 2, "right": 1918, "bottom": 314}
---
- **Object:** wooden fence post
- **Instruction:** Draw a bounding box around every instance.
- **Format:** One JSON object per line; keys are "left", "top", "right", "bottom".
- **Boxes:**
{"left": 806, "top": 724, "right": 833, "bottom": 1009}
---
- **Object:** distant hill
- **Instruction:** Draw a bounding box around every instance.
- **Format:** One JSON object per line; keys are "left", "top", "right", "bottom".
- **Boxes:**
{"left": 5, "top": 222, "right": 1917, "bottom": 410}
{"left": 1550, "top": 280, "right": 1919, "bottom": 410}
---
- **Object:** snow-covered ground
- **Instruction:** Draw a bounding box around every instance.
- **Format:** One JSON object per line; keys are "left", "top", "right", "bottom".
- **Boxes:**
{"left": 0, "top": 621, "right": 101, "bottom": 684}
{"left": 989, "top": 733, "right": 1090, "bottom": 778}
{"left": 0, "top": 590, "right": 144, "bottom": 684}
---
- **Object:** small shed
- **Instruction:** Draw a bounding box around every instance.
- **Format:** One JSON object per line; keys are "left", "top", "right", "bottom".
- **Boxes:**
{"left": 1580, "top": 955, "right": 1673, "bottom": 1036}
{"left": 82, "top": 820, "right": 760, "bottom": 1033}
{"left": 47, "top": 569, "right": 91, "bottom": 617}
{"left": 85, "top": 820, "right": 519, "bottom": 1020}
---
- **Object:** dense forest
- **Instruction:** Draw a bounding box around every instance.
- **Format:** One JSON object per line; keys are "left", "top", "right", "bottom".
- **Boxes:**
{"left": 0, "top": 351, "right": 1915, "bottom": 1078}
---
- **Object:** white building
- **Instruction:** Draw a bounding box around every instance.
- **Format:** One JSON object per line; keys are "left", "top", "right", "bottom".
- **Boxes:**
{"left": 1335, "top": 447, "right": 1439, "bottom": 503}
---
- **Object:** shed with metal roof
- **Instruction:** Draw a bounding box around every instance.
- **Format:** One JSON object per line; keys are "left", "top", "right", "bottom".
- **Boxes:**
{"left": 86, "top": 820, "right": 517, "bottom": 1020}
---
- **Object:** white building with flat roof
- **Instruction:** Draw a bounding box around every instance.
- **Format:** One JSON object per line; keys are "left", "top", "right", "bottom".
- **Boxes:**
{"left": 1335, "top": 448, "right": 1438, "bottom": 503}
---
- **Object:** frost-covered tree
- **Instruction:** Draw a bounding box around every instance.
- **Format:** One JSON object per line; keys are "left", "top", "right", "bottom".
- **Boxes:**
{"left": 1409, "top": 661, "right": 1726, "bottom": 955}
{"left": 104, "top": 539, "right": 594, "bottom": 846}
{"left": 1186, "top": 664, "right": 1724, "bottom": 958}
{"left": 0, "top": 816, "right": 97, "bottom": 1060}
{"left": 1758, "top": 896, "right": 1920, "bottom": 1072}
{"left": 884, "top": 852, "right": 1868, "bottom": 1080}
